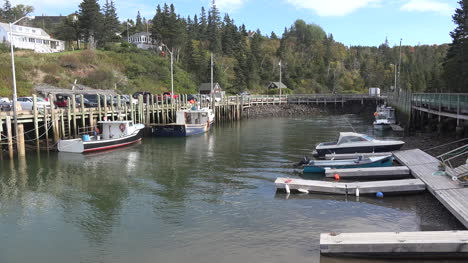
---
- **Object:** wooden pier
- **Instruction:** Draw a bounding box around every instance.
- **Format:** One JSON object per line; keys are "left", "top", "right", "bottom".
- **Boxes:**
{"left": 324, "top": 166, "right": 411, "bottom": 179}
{"left": 393, "top": 149, "right": 468, "bottom": 228}
{"left": 274, "top": 177, "right": 425, "bottom": 195}
{"left": 320, "top": 230, "right": 468, "bottom": 258}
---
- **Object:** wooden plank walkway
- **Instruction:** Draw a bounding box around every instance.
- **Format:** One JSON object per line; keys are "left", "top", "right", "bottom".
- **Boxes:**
{"left": 324, "top": 166, "right": 410, "bottom": 179}
{"left": 320, "top": 230, "right": 468, "bottom": 257}
{"left": 324, "top": 152, "right": 392, "bottom": 160}
{"left": 393, "top": 149, "right": 468, "bottom": 228}
{"left": 274, "top": 177, "right": 425, "bottom": 195}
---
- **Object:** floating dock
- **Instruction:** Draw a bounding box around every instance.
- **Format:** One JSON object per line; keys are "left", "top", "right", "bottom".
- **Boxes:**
{"left": 324, "top": 166, "right": 410, "bottom": 179}
{"left": 320, "top": 230, "right": 468, "bottom": 258}
{"left": 324, "top": 152, "right": 392, "bottom": 160}
{"left": 274, "top": 177, "right": 425, "bottom": 195}
{"left": 393, "top": 149, "right": 468, "bottom": 228}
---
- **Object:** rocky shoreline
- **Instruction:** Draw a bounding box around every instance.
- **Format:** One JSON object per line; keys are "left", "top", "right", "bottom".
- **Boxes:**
{"left": 242, "top": 104, "right": 325, "bottom": 118}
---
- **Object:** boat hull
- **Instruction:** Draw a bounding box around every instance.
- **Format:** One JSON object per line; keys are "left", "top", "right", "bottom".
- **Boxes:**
{"left": 303, "top": 156, "right": 394, "bottom": 173}
{"left": 152, "top": 122, "right": 212, "bottom": 137}
{"left": 373, "top": 123, "right": 391, "bottom": 130}
{"left": 315, "top": 143, "right": 404, "bottom": 158}
{"left": 58, "top": 129, "right": 143, "bottom": 153}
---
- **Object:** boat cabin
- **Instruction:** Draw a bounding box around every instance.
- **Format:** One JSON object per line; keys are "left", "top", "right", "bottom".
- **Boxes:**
{"left": 97, "top": 121, "right": 136, "bottom": 139}
{"left": 337, "top": 132, "right": 375, "bottom": 145}
{"left": 376, "top": 106, "right": 396, "bottom": 121}
{"left": 176, "top": 110, "right": 211, "bottom": 125}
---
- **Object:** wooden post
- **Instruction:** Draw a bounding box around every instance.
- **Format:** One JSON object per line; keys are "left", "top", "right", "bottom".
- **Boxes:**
{"left": 60, "top": 112, "right": 65, "bottom": 139}
{"left": 130, "top": 95, "right": 134, "bottom": 121}
{"left": 33, "top": 95, "right": 40, "bottom": 151}
{"left": 98, "top": 94, "right": 102, "bottom": 121}
{"left": 17, "top": 124, "right": 25, "bottom": 158}
{"left": 44, "top": 105, "right": 49, "bottom": 151}
{"left": 146, "top": 94, "right": 150, "bottom": 124}
{"left": 6, "top": 116, "right": 13, "bottom": 159}
{"left": 110, "top": 95, "right": 115, "bottom": 121}
{"left": 104, "top": 95, "right": 108, "bottom": 121}
{"left": 50, "top": 94, "right": 59, "bottom": 143}
{"left": 117, "top": 95, "right": 121, "bottom": 120}
{"left": 67, "top": 102, "right": 72, "bottom": 139}
{"left": 138, "top": 95, "right": 143, "bottom": 124}
{"left": 124, "top": 99, "right": 128, "bottom": 121}
{"left": 0, "top": 117, "right": 3, "bottom": 160}
{"left": 72, "top": 94, "right": 77, "bottom": 137}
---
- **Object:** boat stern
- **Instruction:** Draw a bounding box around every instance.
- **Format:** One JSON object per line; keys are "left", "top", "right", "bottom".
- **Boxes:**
{"left": 58, "top": 139, "right": 84, "bottom": 153}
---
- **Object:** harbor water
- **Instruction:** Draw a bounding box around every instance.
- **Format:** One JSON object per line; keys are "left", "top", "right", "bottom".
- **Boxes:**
{"left": 0, "top": 114, "right": 464, "bottom": 263}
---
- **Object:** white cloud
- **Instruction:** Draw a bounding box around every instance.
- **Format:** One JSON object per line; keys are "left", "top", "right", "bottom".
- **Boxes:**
{"left": 400, "top": 0, "right": 452, "bottom": 15}
{"left": 215, "top": 0, "right": 247, "bottom": 12}
{"left": 285, "top": 0, "right": 381, "bottom": 16}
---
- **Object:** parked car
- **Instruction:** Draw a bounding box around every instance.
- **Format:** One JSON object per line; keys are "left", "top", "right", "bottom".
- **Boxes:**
{"left": 163, "top": 92, "right": 179, "bottom": 99}
{"left": 0, "top": 97, "right": 11, "bottom": 111}
{"left": 201, "top": 94, "right": 221, "bottom": 102}
{"left": 17, "top": 96, "right": 51, "bottom": 110}
{"left": 132, "top": 92, "right": 152, "bottom": 103}
{"left": 54, "top": 94, "right": 71, "bottom": 108}
{"left": 121, "top": 95, "right": 138, "bottom": 105}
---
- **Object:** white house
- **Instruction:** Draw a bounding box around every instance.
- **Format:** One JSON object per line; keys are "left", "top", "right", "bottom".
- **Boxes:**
{"left": 128, "top": 32, "right": 156, "bottom": 50}
{"left": 0, "top": 22, "right": 65, "bottom": 53}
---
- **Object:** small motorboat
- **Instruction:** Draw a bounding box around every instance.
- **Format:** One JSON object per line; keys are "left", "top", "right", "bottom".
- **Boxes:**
{"left": 301, "top": 155, "right": 394, "bottom": 173}
{"left": 58, "top": 121, "right": 144, "bottom": 153}
{"left": 373, "top": 105, "right": 396, "bottom": 130}
{"left": 313, "top": 132, "right": 404, "bottom": 158}
{"left": 152, "top": 107, "right": 215, "bottom": 136}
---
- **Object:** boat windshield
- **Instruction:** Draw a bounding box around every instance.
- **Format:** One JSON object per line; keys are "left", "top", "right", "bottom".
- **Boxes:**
{"left": 362, "top": 135, "right": 375, "bottom": 141}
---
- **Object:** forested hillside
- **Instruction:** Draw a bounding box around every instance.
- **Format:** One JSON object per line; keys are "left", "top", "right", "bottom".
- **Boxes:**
{"left": 0, "top": 0, "right": 459, "bottom": 96}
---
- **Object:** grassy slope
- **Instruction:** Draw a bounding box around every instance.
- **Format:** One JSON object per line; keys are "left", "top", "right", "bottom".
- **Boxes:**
{"left": 0, "top": 45, "right": 198, "bottom": 97}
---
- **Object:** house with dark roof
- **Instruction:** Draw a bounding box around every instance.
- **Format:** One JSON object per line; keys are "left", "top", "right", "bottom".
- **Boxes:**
{"left": 267, "top": 82, "right": 287, "bottom": 90}
{"left": 199, "top": 82, "right": 223, "bottom": 95}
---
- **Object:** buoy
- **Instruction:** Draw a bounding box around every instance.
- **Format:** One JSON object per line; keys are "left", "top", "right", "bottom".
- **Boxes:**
{"left": 376, "top": 192, "right": 384, "bottom": 198}
{"left": 297, "top": 188, "right": 309, "bottom": 194}
{"left": 355, "top": 187, "right": 360, "bottom": 197}
{"left": 285, "top": 184, "right": 290, "bottom": 194}
{"left": 334, "top": 174, "right": 340, "bottom": 180}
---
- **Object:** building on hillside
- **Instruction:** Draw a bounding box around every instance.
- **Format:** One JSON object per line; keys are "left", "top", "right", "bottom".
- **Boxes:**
{"left": 267, "top": 82, "right": 287, "bottom": 90}
{"left": 0, "top": 22, "right": 65, "bottom": 53}
{"left": 199, "top": 82, "right": 224, "bottom": 96}
{"left": 128, "top": 32, "right": 156, "bottom": 50}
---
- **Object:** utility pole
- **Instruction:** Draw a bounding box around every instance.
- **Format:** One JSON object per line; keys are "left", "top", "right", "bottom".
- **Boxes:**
{"left": 397, "top": 38, "right": 402, "bottom": 95}
{"left": 279, "top": 60, "right": 282, "bottom": 102}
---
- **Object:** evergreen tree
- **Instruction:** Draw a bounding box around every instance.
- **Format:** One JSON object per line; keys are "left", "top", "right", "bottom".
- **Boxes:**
{"left": 199, "top": 7, "right": 207, "bottom": 42}
{"left": 207, "top": 4, "right": 221, "bottom": 53}
{"left": 136, "top": 11, "right": 144, "bottom": 32}
{"left": 1, "top": 0, "right": 13, "bottom": 22}
{"left": 78, "top": 0, "right": 103, "bottom": 49}
{"left": 102, "top": 0, "right": 120, "bottom": 44}
{"left": 444, "top": 0, "right": 468, "bottom": 92}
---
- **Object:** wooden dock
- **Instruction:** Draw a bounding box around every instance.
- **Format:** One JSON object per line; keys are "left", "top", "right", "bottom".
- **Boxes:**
{"left": 274, "top": 177, "right": 425, "bottom": 195}
{"left": 324, "top": 166, "right": 411, "bottom": 179}
{"left": 324, "top": 152, "right": 392, "bottom": 160}
{"left": 393, "top": 149, "right": 468, "bottom": 228}
{"left": 320, "top": 230, "right": 468, "bottom": 257}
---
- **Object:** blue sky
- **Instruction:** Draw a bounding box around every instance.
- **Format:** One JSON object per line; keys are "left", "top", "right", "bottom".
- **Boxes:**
{"left": 17, "top": 0, "right": 457, "bottom": 46}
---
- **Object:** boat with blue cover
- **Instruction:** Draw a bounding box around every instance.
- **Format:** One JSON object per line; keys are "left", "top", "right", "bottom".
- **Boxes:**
{"left": 301, "top": 155, "right": 394, "bottom": 173}
{"left": 152, "top": 107, "right": 215, "bottom": 137}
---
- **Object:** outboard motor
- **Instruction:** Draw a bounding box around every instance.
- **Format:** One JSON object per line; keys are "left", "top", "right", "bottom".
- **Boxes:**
{"left": 294, "top": 156, "right": 310, "bottom": 167}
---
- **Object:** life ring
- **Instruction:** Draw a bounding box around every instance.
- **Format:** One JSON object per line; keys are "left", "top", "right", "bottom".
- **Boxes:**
{"left": 119, "top": 123, "right": 125, "bottom": 132}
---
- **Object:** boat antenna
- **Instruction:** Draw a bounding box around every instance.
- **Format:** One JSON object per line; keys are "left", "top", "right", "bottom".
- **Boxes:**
{"left": 344, "top": 117, "right": 356, "bottom": 132}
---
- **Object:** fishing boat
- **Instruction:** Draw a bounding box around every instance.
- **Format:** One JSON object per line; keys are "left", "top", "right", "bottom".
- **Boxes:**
{"left": 58, "top": 121, "right": 144, "bottom": 153}
{"left": 152, "top": 107, "right": 215, "bottom": 136}
{"left": 301, "top": 155, "right": 394, "bottom": 173}
{"left": 313, "top": 132, "right": 404, "bottom": 158}
{"left": 373, "top": 105, "right": 396, "bottom": 130}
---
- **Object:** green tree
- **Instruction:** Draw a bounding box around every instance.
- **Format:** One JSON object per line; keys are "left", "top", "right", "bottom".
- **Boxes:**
{"left": 102, "top": 0, "right": 120, "bottom": 44}
{"left": 78, "top": 0, "right": 103, "bottom": 49}
{"left": 135, "top": 11, "right": 144, "bottom": 32}
{"left": 444, "top": 0, "right": 468, "bottom": 92}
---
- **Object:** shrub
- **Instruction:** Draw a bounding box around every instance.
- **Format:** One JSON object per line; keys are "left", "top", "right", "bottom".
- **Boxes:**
{"left": 41, "top": 63, "right": 61, "bottom": 74}
{"left": 43, "top": 74, "right": 60, "bottom": 85}
{"left": 79, "top": 49, "right": 96, "bottom": 64}
{"left": 59, "top": 55, "right": 80, "bottom": 69}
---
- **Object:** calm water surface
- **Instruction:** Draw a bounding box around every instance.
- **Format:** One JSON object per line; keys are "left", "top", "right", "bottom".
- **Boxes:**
{"left": 0, "top": 114, "right": 464, "bottom": 263}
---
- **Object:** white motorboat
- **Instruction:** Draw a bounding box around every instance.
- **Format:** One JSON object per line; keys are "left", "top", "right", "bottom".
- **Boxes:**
{"left": 373, "top": 105, "right": 396, "bottom": 130}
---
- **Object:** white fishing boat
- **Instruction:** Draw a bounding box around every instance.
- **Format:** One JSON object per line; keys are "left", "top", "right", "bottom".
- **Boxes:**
{"left": 58, "top": 121, "right": 144, "bottom": 153}
{"left": 373, "top": 105, "right": 396, "bottom": 130}
{"left": 152, "top": 107, "right": 215, "bottom": 136}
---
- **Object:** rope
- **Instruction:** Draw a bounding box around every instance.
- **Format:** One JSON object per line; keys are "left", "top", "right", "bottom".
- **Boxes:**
{"left": 424, "top": 138, "right": 468, "bottom": 152}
